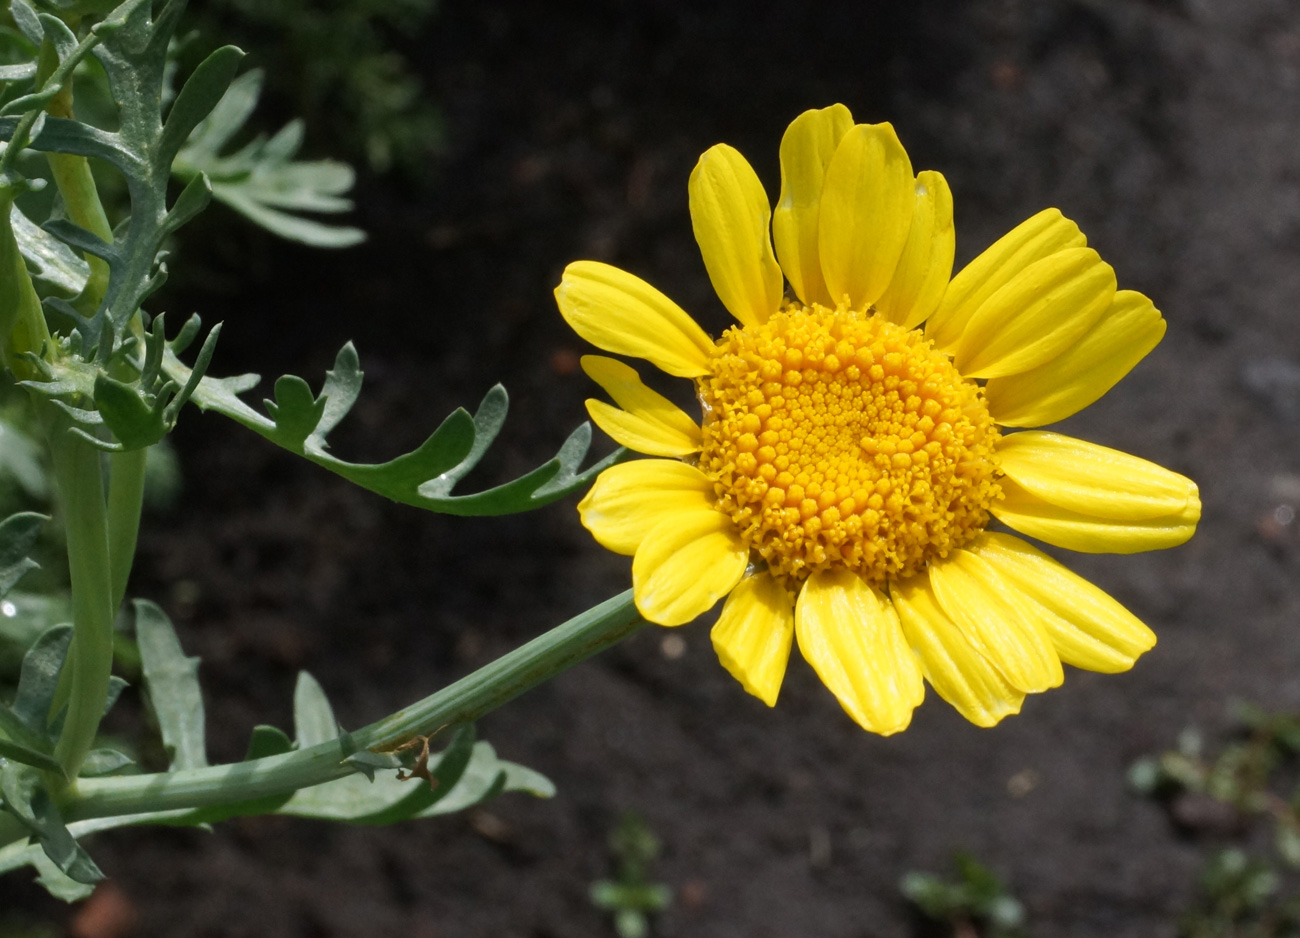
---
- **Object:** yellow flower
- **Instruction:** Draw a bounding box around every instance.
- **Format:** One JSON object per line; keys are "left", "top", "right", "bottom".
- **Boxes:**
{"left": 555, "top": 104, "right": 1199, "bottom": 734}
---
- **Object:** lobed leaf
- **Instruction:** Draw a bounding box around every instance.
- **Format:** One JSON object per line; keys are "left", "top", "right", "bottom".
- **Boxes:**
{"left": 154, "top": 341, "right": 625, "bottom": 516}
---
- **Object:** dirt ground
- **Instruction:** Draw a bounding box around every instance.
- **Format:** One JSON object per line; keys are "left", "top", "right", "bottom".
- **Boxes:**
{"left": 5, "top": 0, "right": 1300, "bottom": 935}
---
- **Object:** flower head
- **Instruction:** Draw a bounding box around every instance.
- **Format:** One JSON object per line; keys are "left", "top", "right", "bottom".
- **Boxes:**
{"left": 556, "top": 104, "right": 1198, "bottom": 734}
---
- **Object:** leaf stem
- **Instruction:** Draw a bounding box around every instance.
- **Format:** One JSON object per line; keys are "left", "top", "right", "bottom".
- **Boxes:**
{"left": 46, "top": 410, "right": 116, "bottom": 780}
{"left": 106, "top": 448, "right": 147, "bottom": 610}
{"left": 48, "top": 590, "right": 643, "bottom": 827}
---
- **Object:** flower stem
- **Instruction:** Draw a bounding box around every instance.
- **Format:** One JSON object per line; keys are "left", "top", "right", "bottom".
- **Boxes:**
{"left": 57, "top": 590, "right": 643, "bottom": 824}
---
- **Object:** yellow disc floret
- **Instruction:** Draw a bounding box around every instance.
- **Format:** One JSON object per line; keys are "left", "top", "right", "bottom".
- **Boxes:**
{"left": 699, "top": 304, "right": 1001, "bottom": 585}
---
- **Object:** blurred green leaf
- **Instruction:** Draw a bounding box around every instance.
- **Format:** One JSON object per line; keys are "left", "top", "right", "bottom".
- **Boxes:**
{"left": 0, "top": 512, "right": 44, "bottom": 597}
{"left": 175, "top": 69, "right": 365, "bottom": 247}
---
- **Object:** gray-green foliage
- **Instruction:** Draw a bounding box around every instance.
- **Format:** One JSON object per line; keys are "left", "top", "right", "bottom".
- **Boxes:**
{"left": 0, "top": 0, "right": 598, "bottom": 903}
{"left": 174, "top": 68, "right": 365, "bottom": 248}
{"left": 1, "top": 0, "right": 617, "bottom": 505}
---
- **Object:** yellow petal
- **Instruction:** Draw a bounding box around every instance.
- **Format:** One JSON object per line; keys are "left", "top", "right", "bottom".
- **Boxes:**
{"left": 985, "top": 290, "right": 1166, "bottom": 427}
{"left": 578, "top": 460, "right": 716, "bottom": 555}
{"left": 874, "top": 170, "right": 955, "bottom": 330}
{"left": 772, "top": 104, "right": 854, "bottom": 307}
{"left": 953, "top": 248, "right": 1116, "bottom": 379}
{"left": 997, "top": 431, "right": 1198, "bottom": 521}
{"left": 794, "top": 569, "right": 923, "bottom": 735}
{"left": 992, "top": 475, "right": 1200, "bottom": 554}
{"left": 817, "top": 123, "right": 915, "bottom": 311}
{"left": 632, "top": 509, "right": 748, "bottom": 626}
{"left": 926, "top": 208, "right": 1086, "bottom": 352}
{"left": 581, "top": 355, "right": 701, "bottom": 456}
{"left": 927, "top": 552, "right": 1064, "bottom": 693}
{"left": 711, "top": 572, "right": 795, "bottom": 706}
{"left": 890, "top": 577, "right": 1025, "bottom": 727}
{"left": 555, "top": 261, "right": 715, "bottom": 378}
{"left": 968, "top": 532, "right": 1155, "bottom": 672}
{"left": 689, "top": 145, "right": 784, "bottom": 328}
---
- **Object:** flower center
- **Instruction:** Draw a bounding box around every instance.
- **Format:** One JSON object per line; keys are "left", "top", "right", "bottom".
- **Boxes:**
{"left": 698, "top": 303, "right": 1001, "bottom": 586}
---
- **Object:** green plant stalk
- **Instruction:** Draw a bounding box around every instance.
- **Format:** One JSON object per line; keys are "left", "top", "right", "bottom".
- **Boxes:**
{"left": 42, "top": 82, "right": 113, "bottom": 313}
{"left": 25, "top": 590, "right": 644, "bottom": 833}
{"left": 46, "top": 412, "right": 116, "bottom": 780}
{"left": 106, "top": 447, "right": 147, "bottom": 611}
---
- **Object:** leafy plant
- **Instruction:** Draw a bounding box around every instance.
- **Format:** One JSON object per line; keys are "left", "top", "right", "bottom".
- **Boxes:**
{"left": 1131, "top": 704, "right": 1300, "bottom": 936}
{"left": 589, "top": 812, "right": 673, "bottom": 938}
{"left": 0, "top": 0, "right": 639, "bottom": 899}
{"left": 900, "top": 851, "right": 1027, "bottom": 938}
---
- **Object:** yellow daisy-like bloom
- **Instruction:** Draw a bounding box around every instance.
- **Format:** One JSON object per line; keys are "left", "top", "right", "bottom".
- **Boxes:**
{"left": 555, "top": 104, "right": 1199, "bottom": 734}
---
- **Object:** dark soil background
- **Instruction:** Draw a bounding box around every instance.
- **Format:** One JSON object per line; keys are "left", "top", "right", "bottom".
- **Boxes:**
{"left": 4, "top": 0, "right": 1298, "bottom": 935}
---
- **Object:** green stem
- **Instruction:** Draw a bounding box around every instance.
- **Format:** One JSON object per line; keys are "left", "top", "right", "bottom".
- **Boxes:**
{"left": 106, "top": 447, "right": 147, "bottom": 611}
{"left": 46, "top": 411, "right": 115, "bottom": 780}
{"left": 53, "top": 590, "right": 642, "bottom": 825}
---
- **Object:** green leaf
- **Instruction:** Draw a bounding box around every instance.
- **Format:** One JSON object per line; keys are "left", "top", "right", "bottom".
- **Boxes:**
{"left": 314, "top": 342, "right": 363, "bottom": 444}
{"left": 0, "top": 762, "right": 103, "bottom": 885}
{"left": 10, "top": 203, "right": 90, "bottom": 295}
{"left": 0, "top": 737, "right": 62, "bottom": 773}
{"left": 158, "top": 45, "right": 245, "bottom": 164}
{"left": 245, "top": 724, "right": 293, "bottom": 760}
{"left": 5, "top": 624, "right": 71, "bottom": 743}
{"left": 31, "top": 850, "right": 96, "bottom": 902}
{"left": 174, "top": 69, "right": 366, "bottom": 248}
{"left": 78, "top": 748, "right": 135, "bottom": 778}
{"left": 0, "top": 511, "right": 45, "bottom": 597}
{"left": 264, "top": 375, "right": 326, "bottom": 451}
{"left": 92, "top": 372, "right": 168, "bottom": 450}
{"left": 154, "top": 341, "right": 624, "bottom": 516}
{"left": 135, "top": 599, "right": 207, "bottom": 771}
{"left": 292, "top": 670, "right": 340, "bottom": 748}
{"left": 0, "top": 0, "right": 232, "bottom": 356}
{"left": 0, "top": 592, "right": 70, "bottom": 676}
{"left": 277, "top": 737, "right": 552, "bottom": 824}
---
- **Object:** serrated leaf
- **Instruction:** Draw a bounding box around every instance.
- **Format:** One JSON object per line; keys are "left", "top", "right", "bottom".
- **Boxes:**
{"left": 0, "top": 511, "right": 45, "bottom": 596}
{"left": 135, "top": 600, "right": 207, "bottom": 771}
{"left": 293, "top": 671, "right": 339, "bottom": 748}
{"left": 155, "top": 342, "right": 624, "bottom": 516}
